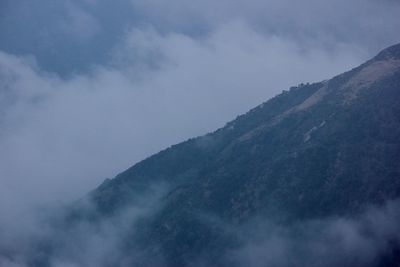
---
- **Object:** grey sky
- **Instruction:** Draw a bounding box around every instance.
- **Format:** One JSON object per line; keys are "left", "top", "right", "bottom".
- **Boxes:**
{"left": 1, "top": 0, "right": 399, "bottom": 74}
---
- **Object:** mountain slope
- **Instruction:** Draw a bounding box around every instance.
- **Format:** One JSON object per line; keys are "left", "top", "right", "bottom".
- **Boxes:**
{"left": 57, "top": 44, "right": 400, "bottom": 267}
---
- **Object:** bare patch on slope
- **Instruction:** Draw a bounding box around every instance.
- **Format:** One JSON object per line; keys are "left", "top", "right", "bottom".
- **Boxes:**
{"left": 343, "top": 59, "right": 400, "bottom": 102}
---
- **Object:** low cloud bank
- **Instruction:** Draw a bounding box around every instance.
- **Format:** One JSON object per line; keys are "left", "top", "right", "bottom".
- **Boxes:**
{"left": 1, "top": 188, "right": 399, "bottom": 267}
{"left": 0, "top": 184, "right": 168, "bottom": 267}
{"left": 225, "top": 200, "right": 400, "bottom": 267}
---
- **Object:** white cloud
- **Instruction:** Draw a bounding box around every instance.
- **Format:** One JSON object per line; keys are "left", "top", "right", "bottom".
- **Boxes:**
{"left": 0, "top": 22, "right": 368, "bottom": 210}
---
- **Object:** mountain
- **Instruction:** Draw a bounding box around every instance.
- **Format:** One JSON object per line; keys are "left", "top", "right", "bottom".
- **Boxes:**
{"left": 40, "top": 44, "right": 400, "bottom": 267}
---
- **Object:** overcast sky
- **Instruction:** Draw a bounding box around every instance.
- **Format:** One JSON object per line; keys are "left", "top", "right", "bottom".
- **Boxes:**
{"left": 0, "top": 0, "right": 399, "bottom": 219}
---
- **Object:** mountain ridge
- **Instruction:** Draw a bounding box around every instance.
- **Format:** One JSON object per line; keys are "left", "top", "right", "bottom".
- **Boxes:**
{"left": 52, "top": 43, "right": 400, "bottom": 267}
{"left": 91, "top": 42, "right": 400, "bottom": 212}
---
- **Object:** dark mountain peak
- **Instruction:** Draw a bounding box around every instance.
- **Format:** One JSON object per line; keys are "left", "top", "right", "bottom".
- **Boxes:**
{"left": 374, "top": 43, "right": 400, "bottom": 61}
{"left": 62, "top": 44, "right": 400, "bottom": 267}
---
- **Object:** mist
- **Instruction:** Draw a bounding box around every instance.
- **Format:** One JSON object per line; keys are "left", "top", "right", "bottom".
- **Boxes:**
{"left": 1, "top": 189, "right": 399, "bottom": 267}
{"left": 0, "top": 22, "right": 371, "bottom": 211}
{"left": 1, "top": 0, "right": 400, "bottom": 266}
{"left": 224, "top": 200, "right": 400, "bottom": 267}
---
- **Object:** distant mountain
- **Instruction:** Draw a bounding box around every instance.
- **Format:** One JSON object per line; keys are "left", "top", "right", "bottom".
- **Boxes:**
{"left": 39, "top": 44, "right": 400, "bottom": 266}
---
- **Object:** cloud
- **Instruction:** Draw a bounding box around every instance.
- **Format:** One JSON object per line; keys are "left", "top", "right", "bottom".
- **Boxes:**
{"left": 1, "top": 187, "right": 398, "bottom": 267}
{"left": 225, "top": 200, "right": 400, "bottom": 267}
{"left": 0, "top": 22, "right": 367, "bottom": 208}
{"left": 130, "top": 0, "right": 400, "bottom": 49}
{"left": 60, "top": 2, "right": 101, "bottom": 41}
{"left": 1, "top": 0, "right": 399, "bottom": 74}
{"left": 0, "top": 20, "right": 382, "bottom": 265}
{"left": 0, "top": 183, "right": 168, "bottom": 267}
{"left": 0, "top": 21, "right": 372, "bottom": 265}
